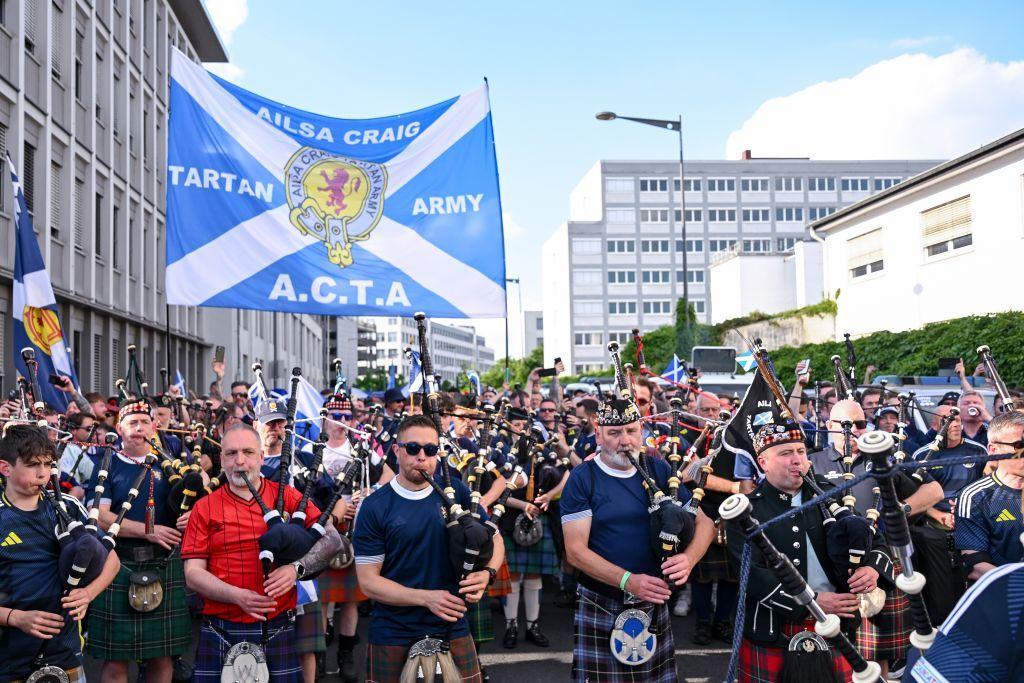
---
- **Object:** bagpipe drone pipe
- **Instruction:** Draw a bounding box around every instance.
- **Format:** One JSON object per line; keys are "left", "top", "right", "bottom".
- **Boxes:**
{"left": 607, "top": 340, "right": 695, "bottom": 584}
{"left": 799, "top": 468, "right": 875, "bottom": 577}
{"left": 719, "top": 493, "right": 886, "bottom": 683}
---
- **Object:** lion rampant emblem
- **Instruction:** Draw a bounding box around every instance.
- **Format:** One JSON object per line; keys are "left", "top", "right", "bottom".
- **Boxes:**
{"left": 285, "top": 148, "right": 387, "bottom": 268}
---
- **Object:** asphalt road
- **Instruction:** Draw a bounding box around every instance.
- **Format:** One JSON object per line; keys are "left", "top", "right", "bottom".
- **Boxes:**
{"left": 84, "top": 588, "right": 732, "bottom": 681}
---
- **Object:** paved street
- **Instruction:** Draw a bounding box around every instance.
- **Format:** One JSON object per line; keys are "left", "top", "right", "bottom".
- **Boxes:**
{"left": 84, "top": 587, "right": 732, "bottom": 681}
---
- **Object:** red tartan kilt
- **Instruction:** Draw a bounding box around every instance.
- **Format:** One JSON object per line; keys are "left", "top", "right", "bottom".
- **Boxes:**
{"left": 318, "top": 565, "right": 366, "bottom": 603}
{"left": 488, "top": 560, "right": 512, "bottom": 597}
{"left": 737, "top": 620, "right": 854, "bottom": 683}
{"left": 857, "top": 589, "right": 910, "bottom": 661}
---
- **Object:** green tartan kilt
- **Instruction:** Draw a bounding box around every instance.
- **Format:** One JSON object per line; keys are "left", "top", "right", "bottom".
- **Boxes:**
{"left": 501, "top": 516, "right": 560, "bottom": 576}
{"left": 466, "top": 596, "right": 493, "bottom": 644}
{"left": 85, "top": 551, "right": 191, "bottom": 661}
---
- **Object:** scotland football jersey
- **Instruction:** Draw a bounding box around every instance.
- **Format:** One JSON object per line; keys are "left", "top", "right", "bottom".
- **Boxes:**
{"left": 912, "top": 439, "right": 987, "bottom": 513}
{"left": 955, "top": 472, "right": 1024, "bottom": 567}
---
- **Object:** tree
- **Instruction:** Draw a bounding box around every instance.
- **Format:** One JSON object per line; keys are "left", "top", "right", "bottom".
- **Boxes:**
{"left": 480, "top": 344, "right": 545, "bottom": 389}
{"left": 355, "top": 368, "right": 405, "bottom": 392}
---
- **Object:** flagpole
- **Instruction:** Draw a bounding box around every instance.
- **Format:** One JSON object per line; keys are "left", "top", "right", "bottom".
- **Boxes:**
{"left": 165, "top": 303, "right": 172, "bottom": 388}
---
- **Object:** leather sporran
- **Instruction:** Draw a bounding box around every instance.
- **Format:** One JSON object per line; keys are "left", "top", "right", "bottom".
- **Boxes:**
{"left": 128, "top": 570, "right": 164, "bottom": 613}
{"left": 399, "top": 637, "right": 460, "bottom": 683}
{"left": 329, "top": 535, "right": 355, "bottom": 570}
{"left": 512, "top": 513, "right": 542, "bottom": 547}
{"left": 778, "top": 631, "right": 841, "bottom": 683}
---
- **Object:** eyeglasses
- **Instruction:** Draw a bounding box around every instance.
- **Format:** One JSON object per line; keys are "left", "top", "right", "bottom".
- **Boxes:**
{"left": 398, "top": 441, "right": 440, "bottom": 457}
{"left": 539, "top": 407, "right": 556, "bottom": 413}
{"left": 329, "top": 413, "right": 353, "bottom": 421}
{"left": 231, "top": 392, "right": 248, "bottom": 399}
{"left": 991, "top": 440, "right": 1024, "bottom": 449}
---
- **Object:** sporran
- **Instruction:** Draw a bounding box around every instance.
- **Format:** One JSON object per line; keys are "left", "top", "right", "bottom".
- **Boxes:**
{"left": 127, "top": 570, "right": 164, "bottom": 612}
{"left": 219, "top": 641, "right": 270, "bottom": 683}
{"left": 609, "top": 608, "right": 657, "bottom": 666}
{"left": 25, "top": 665, "right": 70, "bottom": 683}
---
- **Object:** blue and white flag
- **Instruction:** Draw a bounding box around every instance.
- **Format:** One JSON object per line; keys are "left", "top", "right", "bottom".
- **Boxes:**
{"left": 402, "top": 351, "right": 423, "bottom": 398}
{"left": 386, "top": 364, "right": 397, "bottom": 390}
{"left": 466, "top": 370, "right": 482, "bottom": 397}
{"left": 173, "top": 370, "right": 187, "bottom": 396}
{"left": 661, "top": 354, "right": 686, "bottom": 384}
{"left": 166, "top": 48, "right": 507, "bottom": 318}
{"left": 248, "top": 372, "right": 268, "bottom": 406}
{"left": 292, "top": 374, "right": 326, "bottom": 441}
{"left": 736, "top": 351, "right": 757, "bottom": 373}
{"left": 8, "top": 155, "right": 78, "bottom": 410}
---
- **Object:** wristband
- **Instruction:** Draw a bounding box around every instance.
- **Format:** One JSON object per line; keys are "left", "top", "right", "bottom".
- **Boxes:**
{"left": 619, "top": 571, "right": 631, "bottom": 591}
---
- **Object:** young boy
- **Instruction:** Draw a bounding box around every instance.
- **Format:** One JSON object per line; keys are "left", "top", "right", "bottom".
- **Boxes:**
{"left": 0, "top": 424, "right": 120, "bottom": 682}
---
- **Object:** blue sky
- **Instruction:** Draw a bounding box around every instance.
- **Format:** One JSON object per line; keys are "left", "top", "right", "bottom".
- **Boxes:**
{"left": 206, "top": 1, "right": 1024, "bottom": 355}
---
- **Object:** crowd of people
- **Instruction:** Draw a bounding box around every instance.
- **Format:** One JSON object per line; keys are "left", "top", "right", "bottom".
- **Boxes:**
{"left": 0, "top": 343, "right": 1022, "bottom": 683}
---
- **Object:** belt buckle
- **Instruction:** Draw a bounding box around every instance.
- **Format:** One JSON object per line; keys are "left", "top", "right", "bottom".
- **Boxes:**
{"left": 132, "top": 545, "right": 155, "bottom": 562}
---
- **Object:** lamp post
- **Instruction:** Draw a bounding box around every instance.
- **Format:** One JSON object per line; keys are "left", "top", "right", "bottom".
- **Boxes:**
{"left": 505, "top": 276, "right": 521, "bottom": 383}
{"left": 596, "top": 111, "right": 688, "bottom": 325}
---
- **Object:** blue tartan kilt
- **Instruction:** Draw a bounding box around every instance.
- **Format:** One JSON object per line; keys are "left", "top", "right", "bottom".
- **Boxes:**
{"left": 573, "top": 585, "right": 677, "bottom": 683}
{"left": 193, "top": 613, "right": 302, "bottom": 682}
{"left": 501, "top": 515, "right": 560, "bottom": 576}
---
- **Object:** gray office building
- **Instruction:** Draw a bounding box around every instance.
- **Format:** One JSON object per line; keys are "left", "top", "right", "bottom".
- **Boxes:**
{"left": 543, "top": 156, "right": 940, "bottom": 373}
{"left": 0, "top": 0, "right": 329, "bottom": 397}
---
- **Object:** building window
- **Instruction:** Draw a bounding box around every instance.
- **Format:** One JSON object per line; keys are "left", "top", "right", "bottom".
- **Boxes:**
{"left": 643, "top": 300, "right": 671, "bottom": 315}
{"left": 609, "top": 301, "right": 637, "bottom": 315}
{"left": 707, "top": 178, "right": 735, "bottom": 192}
{"left": 536, "top": 318, "right": 543, "bottom": 330}
{"left": 674, "top": 208, "right": 702, "bottom": 223}
{"left": 575, "top": 363, "right": 605, "bottom": 374}
{"left": 608, "top": 331, "right": 631, "bottom": 345}
{"left": 742, "top": 208, "right": 770, "bottom": 222}
{"left": 49, "top": 162, "right": 62, "bottom": 240}
{"left": 776, "top": 207, "right": 803, "bottom": 222}
{"left": 692, "top": 301, "right": 706, "bottom": 314}
{"left": 848, "top": 228, "right": 884, "bottom": 279}
{"left": 573, "top": 300, "right": 603, "bottom": 316}
{"left": 921, "top": 195, "right": 972, "bottom": 258}
{"left": 641, "top": 239, "right": 670, "bottom": 253}
{"left": 74, "top": 29, "right": 84, "bottom": 101}
{"left": 640, "top": 208, "right": 669, "bottom": 223}
{"left": 743, "top": 239, "right": 771, "bottom": 253}
{"left": 73, "top": 179, "right": 84, "bottom": 249}
{"left": 574, "top": 332, "right": 603, "bottom": 346}
{"left": 775, "top": 176, "right": 802, "bottom": 192}
{"left": 605, "top": 177, "right": 633, "bottom": 193}
{"left": 675, "top": 239, "right": 703, "bottom": 253}
{"left": 639, "top": 178, "right": 668, "bottom": 192}
{"left": 51, "top": 2, "right": 64, "bottom": 82}
{"left": 23, "top": 144, "right": 36, "bottom": 214}
{"left": 874, "top": 177, "right": 901, "bottom": 191}
{"left": 94, "top": 193, "right": 103, "bottom": 256}
{"left": 25, "top": 0, "right": 39, "bottom": 53}
{"left": 842, "top": 177, "right": 870, "bottom": 192}
{"left": 642, "top": 269, "right": 670, "bottom": 284}
{"left": 573, "top": 269, "right": 602, "bottom": 287}
{"left": 777, "top": 237, "right": 797, "bottom": 252}
{"left": 572, "top": 238, "right": 602, "bottom": 255}
{"left": 708, "top": 209, "right": 736, "bottom": 222}
{"left": 606, "top": 207, "right": 635, "bottom": 223}
{"left": 673, "top": 178, "right": 702, "bottom": 192}
{"left": 709, "top": 239, "right": 737, "bottom": 253}
{"left": 607, "top": 239, "right": 635, "bottom": 253}
{"left": 808, "top": 206, "right": 837, "bottom": 221}
{"left": 677, "top": 270, "right": 705, "bottom": 283}
{"left": 741, "top": 178, "right": 769, "bottom": 192}
{"left": 607, "top": 270, "right": 636, "bottom": 284}
{"left": 808, "top": 177, "right": 836, "bottom": 192}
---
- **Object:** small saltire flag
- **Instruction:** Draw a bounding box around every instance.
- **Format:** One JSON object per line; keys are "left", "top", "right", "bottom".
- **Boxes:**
{"left": 661, "top": 355, "right": 686, "bottom": 384}
{"left": 248, "top": 372, "right": 268, "bottom": 407}
{"left": 386, "top": 364, "right": 397, "bottom": 390}
{"left": 166, "top": 48, "right": 507, "bottom": 318}
{"left": 173, "top": 371, "right": 187, "bottom": 396}
{"left": 466, "top": 370, "right": 482, "bottom": 397}
{"left": 290, "top": 374, "right": 326, "bottom": 442}
{"left": 736, "top": 351, "right": 757, "bottom": 373}
{"left": 403, "top": 351, "right": 423, "bottom": 398}
{"left": 8, "top": 154, "right": 78, "bottom": 410}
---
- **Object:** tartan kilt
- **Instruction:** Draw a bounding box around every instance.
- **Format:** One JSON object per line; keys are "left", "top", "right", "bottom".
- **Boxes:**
{"left": 467, "top": 596, "right": 494, "bottom": 644}
{"left": 501, "top": 516, "right": 560, "bottom": 576}
{"left": 366, "top": 633, "right": 481, "bottom": 683}
{"left": 84, "top": 550, "right": 190, "bottom": 661}
{"left": 572, "top": 585, "right": 676, "bottom": 683}
{"left": 737, "top": 620, "right": 854, "bottom": 683}
{"left": 193, "top": 613, "right": 301, "bottom": 682}
{"left": 693, "top": 541, "right": 737, "bottom": 583}
{"left": 488, "top": 560, "right": 512, "bottom": 598}
{"left": 857, "top": 589, "right": 910, "bottom": 661}
{"left": 295, "top": 600, "right": 326, "bottom": 653}
{"left": 319, "top": 565, "right": 367, "bottom": 603}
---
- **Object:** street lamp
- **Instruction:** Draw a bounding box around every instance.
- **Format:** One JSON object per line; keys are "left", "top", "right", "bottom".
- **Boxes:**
{"left": 505, "top": 276, "right": 521, "bottom": 382}
{"left": 596, "top": 111, "right": 688, "bottom": 324}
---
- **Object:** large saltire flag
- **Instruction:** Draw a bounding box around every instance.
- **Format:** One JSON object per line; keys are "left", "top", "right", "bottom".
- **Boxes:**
{"left": 166, "top": 48, "right": 507, "bottom": 318}
{"left": 8, "top": 154, "right": 78, "bottom": 410}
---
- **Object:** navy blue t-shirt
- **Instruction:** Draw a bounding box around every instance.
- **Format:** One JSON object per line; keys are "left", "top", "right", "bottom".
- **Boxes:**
{"left": 912, "top": 439, "right": 987, "bottom": 513}
{"left": 911, "top": 562, "right": 1024, "bottom": 682}
{"left": 573, "top": 431, "right": 597, "bottom": 460}
{"left": 0, "top": 492, "right": 101, "bottom": 678}
{"left": 560, "top": 454, "right": 692, "bottom": 576}
{"left": 955, "top": 473, "right": 1024, "bottom": 567}
{"left": 352, "top": 477, "right": 485, "bottom": 645}
{"left": 94, "top": 452, "right": 176, "bottom": 527}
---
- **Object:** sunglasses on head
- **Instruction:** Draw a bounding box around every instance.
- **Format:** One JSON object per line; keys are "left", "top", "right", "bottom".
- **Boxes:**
{"left": 399, "top": 441, "right": 440, "bottom": 457}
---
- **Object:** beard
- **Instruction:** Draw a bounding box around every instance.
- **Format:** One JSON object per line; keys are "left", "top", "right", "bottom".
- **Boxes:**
{"left": 606, "top": 448, "right": 636, "bottom": 469}
{"left": 229, "top": 470, "right": 258, "bottom": 488}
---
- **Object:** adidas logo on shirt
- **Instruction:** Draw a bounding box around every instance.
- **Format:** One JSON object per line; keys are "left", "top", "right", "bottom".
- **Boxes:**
{"left": 1, "top": 531, "right": 23, "bottom": 546}
{"left": 996, "top": 509, "right": 1018, "bottom": 523}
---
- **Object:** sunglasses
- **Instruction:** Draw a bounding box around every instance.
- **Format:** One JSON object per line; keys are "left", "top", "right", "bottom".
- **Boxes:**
{"left": 539, "top": 407, "right": 556, "bottom": 413}
{"left": 399, "top": 441, "right": 440, "bottom": 457}
{"left": 636, "top": 398, "right": 651, "bottom": 406}
{"left": 231, "top": 392, "right": 248, "bottom": 398}
{"left": 831, "top": 420, "right": 868, "bottom": 430}
{"left": 329, "top": 413, "right": 353, "bottom": 421}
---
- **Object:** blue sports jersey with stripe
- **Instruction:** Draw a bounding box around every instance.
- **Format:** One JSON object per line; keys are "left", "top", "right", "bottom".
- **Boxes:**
{"left": 912, "top": 439, "right": 987, "bottom": 513}
{"left": 955, "top": 472, "right": 1024, "bottom": 568}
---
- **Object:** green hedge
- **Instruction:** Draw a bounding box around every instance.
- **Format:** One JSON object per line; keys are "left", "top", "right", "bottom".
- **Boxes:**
{"left": 765, "top": 311, "right": 1024, "bottom": 387}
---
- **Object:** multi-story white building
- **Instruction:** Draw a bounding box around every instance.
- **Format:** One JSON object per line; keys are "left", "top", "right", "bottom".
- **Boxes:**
{"left": 543, "top": 156, "right": 940, "bottom": 373}
{"left": 522, "top": 309, "right": 542, "bottom": 356}
{"left": 363, "top": 316, "right": 495, "bottom": 385}
{"left": 811, "top": 127, "right": 1024, "bottom": 339}
{"left": 0, "top": 0, "right": 328, "bottom": 396}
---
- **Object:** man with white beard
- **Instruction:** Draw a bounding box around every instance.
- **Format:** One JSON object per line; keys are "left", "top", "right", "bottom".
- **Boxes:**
{"left": 561, "top": 393, "right": 715, "bottom": 682}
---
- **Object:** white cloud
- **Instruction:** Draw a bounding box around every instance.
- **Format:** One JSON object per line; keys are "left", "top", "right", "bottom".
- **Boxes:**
{"left": 204, "top": 61, "right": 245, "bottom": 82}
{"left": 889, "top": 36, "right": 949, "bottom": 49}
{"left": 205, "top": 0, "right": 249, "bottom": 45}
{"left": 725, "top": 49, "right": 1024, "bottom": 161}
{"left": 503, "top": 212, "right": 526, "bottom": 240}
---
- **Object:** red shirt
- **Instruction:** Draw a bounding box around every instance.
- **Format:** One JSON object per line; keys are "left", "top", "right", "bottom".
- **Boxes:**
{"left": 181, "top": 479, "right": 322, "bottom": 622}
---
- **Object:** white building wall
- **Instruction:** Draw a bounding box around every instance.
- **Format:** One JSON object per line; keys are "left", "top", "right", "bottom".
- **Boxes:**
{"left": 820, "top": 144, "right": 1024, "bottom": 339}
{"left": 569, "top": 162, "right": 603, "bottom": 222}
{"left": 362, "top": 316, "right": 494, "bottom": 383}
{"left": 709, "top": 253, "right": 797, "bottom": 323}
{"left": 793, "top": 240, "right": 824, "bottom": 307}
{"left": 541, "top": 223, "right": 571, "bottom": 368}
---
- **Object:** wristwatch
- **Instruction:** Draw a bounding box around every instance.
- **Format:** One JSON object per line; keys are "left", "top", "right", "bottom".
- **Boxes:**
{"left": 292, "top": 561, "right": 306, "bottom": 579}
{"left": 484, "top": 567, "right": 497, "bottom": 586}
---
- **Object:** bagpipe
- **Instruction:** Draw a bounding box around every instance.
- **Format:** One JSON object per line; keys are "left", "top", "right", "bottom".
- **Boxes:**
{"left": 328, "top": 430, "right": 375, "bottom": 571}
{"left": 910, "top": 407, "right": 960, "bottom": 484}
{"left": 719, "top": 493, "right": 885, "bottom": 683}
{"left": 607, "top": 340, "right": 695, "bottom": 584}
{"left": 412, "top": 312, "right": 496, "bottom": 579}
{"left": 799, "top": 468, "right": 874, "bottom": 577}
{"left": 977, "top": 344, "right": 1016, "bottom": 412}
